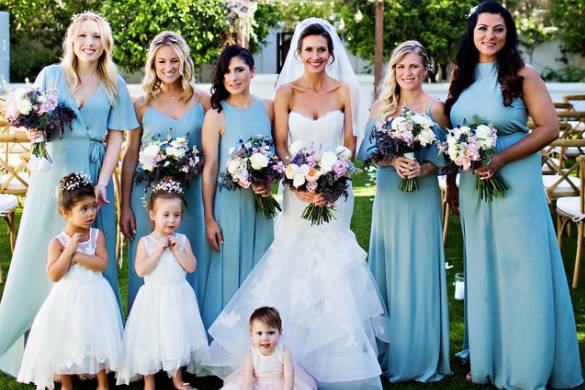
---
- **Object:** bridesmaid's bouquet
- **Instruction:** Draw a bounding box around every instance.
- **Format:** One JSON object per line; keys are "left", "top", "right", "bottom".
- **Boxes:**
{"left": 283, "top": 141, "right": 358, "bottom": 225}
{"left": 439, "top": 117, "right": 507, "bottom": 202}
{"left": 5, "top": 84, "right": 76, "bottom": 171}
{"left": 219, "top": 135, "right": 285, "bottom": 219}
{"left": 136, "top": 133, "right": 202, "bottom": 203}
{"left": 364, "top": 107, "right": 436, "bottom": 192}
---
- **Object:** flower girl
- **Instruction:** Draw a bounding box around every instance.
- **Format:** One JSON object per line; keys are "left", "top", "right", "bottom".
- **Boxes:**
{"left": 17, "top": 172, "right": 123, "bottom": 390}
{"left": 221, "top": 306, "right": 317, "bottom": 390}
{"left": 116, "top": 178, "right": 208, "bottom": 390}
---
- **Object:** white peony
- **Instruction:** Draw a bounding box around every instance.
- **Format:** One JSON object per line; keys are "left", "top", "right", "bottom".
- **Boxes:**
{"left": 475, "top": 124, "right": 495, "bottom": 149}
{"left": 285, "top": 164, "right": 299, "bottom": 180}
{"left": 293, "top": 164, "right": 310, "bottom": 188}
{"left": 335, "top": 145, "right": 352, "bottom": 160}
{"left": 319, "top": 151, "right": 338, "bottom": 172}
{"left": 459, "top": 125, "right": 471, "bottom": 136}
{"left": 166, "top": 146, "right": 185, "bottom": 159}
{"left": 139, "top": 144, "right": 160, "bottom": 171}
{"left": 249, "top": 152, "right": 269, "bottom": 170}
{"left": 227, "top": 159, "right": 242, "bottom": 175}
{"left": 289, "top": 140, "right": 305, "bottom": 156}
{"left": 16, "top": 97, "right": 32, "bottom": 116}
{"left": 391, "top": 116, "right": 406, "bottom": 131}
{"left": 417, "top": 128, "right": 436, "bottom": 146}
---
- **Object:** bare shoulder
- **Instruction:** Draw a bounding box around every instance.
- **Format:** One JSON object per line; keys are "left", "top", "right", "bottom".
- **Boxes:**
{"left": 48, "top": 237, "right": 64, "bottom": 250}
{"left": 369, "top": 98, "right": 384, "bottom": 118}
{"left": 518, "top": 64, "right": 540, "bottom": 81}
{"left": 133, "top": 96, "right": 148, "bottom": 112}
{"left": 263, "top": 98, "right": 274, "bottom": 121}
{"left": 430, "top": 99, "right": 450, "bottom": 128}
{"left": 197, "top": 88, "right": 212, "bottom": 111}
{"left": 276, "top": 83, "right": 295, "bottom": 98}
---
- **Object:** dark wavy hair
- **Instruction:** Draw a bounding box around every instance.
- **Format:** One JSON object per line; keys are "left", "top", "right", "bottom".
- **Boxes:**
{"left": 445, "top": 1, "right": 524, "bottom": 114}
{"left": 210, "top": 44, "right": 255, "bottom": 112}
{"left": 296, "top": 23, "right": 335, "bottom": 64}
{"left": 56, "top": 172, "right": 95, "bottom": 212}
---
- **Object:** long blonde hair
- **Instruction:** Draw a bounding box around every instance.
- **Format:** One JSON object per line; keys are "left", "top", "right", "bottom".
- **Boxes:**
{"left": 142, "top": 31, "right": 196, "bottom": 103}
{"left": 61, "top": 11, "right": 118, "bottom": 105}
{"left": 378, "top": 40, "right": 430, "bottom": 119}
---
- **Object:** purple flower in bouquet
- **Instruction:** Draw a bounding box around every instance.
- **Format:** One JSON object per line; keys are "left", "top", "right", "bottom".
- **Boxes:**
{"left": 6, "top": 84, "right": 76, "bottom": 171}
{"left": 219, "top": 135, "right": 284, "bottom": 219}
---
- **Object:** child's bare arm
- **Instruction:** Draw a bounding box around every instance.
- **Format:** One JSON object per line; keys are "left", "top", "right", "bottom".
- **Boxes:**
{"left": 73, "top": 230, "right": 108, "bottom": 272}
{"left": 47, "top": 237, "right": 76, "bottom": 282}
{"left": 283, "top": 346, "right": 294, "bottom": 390}
{"left": 170, "top": 235, "right": 196, "bottom": 273}
{"left": 135, "top": 237, "right": 165, "bottom": 277}
{"left": 242, "top": 349, "right": 254, "bottom": 390}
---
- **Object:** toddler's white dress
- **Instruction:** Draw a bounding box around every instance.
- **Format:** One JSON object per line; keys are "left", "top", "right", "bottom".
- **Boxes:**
{"left": 117, "top": 233, "right": 209, "bottom": 384}
{"left": 17, "top": 228, "right": 123, "bottom": 390}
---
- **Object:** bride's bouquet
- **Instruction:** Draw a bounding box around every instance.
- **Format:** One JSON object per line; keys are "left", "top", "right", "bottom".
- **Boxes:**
{"left": 364, "top": 107, "right": 436, "bottom": 192}
{"left": 439, "top": 117, "right": 507, "bottom": 202}
{"left": 219, "top": 135, "right": 285, "bottom": 219}
{"left": 5, "top": 84, "right": 76, "bottom": 171}
{"left": 283, "top": 141, "right": 358, "bottom": 225}
{"left": 136, "top": 133, "right": 201, "bottom": 203}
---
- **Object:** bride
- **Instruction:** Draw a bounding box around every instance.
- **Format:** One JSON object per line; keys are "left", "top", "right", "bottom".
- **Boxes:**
{"left": 204, "top": 18, "right": 390, "bottom": 389}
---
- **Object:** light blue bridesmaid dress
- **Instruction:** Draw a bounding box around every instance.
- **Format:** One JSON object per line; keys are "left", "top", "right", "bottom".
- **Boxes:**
{"left": 451, "top": 62, "right": 583, "bottom": 389}
{"left": 201, "top": 98, "right": 274, "bottom": 329}
{"left": 358, "top": 113, "right": 451, "bottom": 383}
{"left": 0, "top": 64, "right": 138, "bottom": 375}
{"left": 127, "top": 102, "right": 209, "bottom": 311}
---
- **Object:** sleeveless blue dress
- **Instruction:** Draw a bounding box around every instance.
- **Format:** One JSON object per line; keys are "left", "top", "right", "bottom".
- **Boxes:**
{"left": 0, "top": 64, "right": 137, "bottom": 375}
{"left": 127, "top": 102, "right": 208, "bottom": 311}
{"left": 201, "top": 98, "right": 274, "bottom": 329}
{"left": 358, "top": 114, "right": 451, "bottom": 383}
{"left": 450, "top": 62, "right": 583, "bottom": 389}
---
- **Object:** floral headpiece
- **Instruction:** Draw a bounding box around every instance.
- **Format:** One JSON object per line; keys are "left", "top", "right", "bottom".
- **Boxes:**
{"left": 151, "top": 178, "right": 184, "bottom": 195}
{"left": 59, "top": 172, "right": 92, "bottom": 192}
{"left": 467, "top": 5, "right": 478, "bottom": 18}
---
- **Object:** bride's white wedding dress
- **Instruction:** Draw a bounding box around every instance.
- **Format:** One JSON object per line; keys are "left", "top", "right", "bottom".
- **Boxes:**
{"left": 204, "top": 110, "right": 390, "bottom": 389}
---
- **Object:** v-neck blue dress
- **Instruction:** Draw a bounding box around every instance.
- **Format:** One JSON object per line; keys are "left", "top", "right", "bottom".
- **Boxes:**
{"left": 127, "top": 102, "right": 208, "bottom": 312}
{"left": 0, "top": 64, "right": 138, "bottom": 375}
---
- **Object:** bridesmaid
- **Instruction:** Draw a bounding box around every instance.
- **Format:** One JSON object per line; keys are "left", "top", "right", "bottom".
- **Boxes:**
{"left": 201, "top": 45, "right": 274, "bottom": 329}
{"left": 446, "top": 2, "right": 582, "bottom": 389}
{"left": 120, "top": 31, "right": 211, "bottom": 311}
{"left": 358, "top": 40, "right": 450, "bottom": 383}
{"left": 0, "top": 11, "right": 138, "bottom": 374}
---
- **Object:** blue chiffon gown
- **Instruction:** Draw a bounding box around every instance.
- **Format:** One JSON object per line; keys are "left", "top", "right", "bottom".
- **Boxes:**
{"left": 451, "top": 62, "right": 583, "bottom": 389}
{"left": 127, "top": 102, "right": 209, "bottom": 311}
{"left": 358, "top": 115, "right": 451, "bottom": 383}
{"left": 201, "top": 98, "right": 274, "bottom": 329}
{"left": 0, "top": 64, "right": 138, "bottom": 375}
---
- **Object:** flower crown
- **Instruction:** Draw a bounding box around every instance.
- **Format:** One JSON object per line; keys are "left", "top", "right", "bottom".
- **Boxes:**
{"left": 59, "top": 172, "right": 92, "bottom": 192}
{"left": 151, "top": 178, "right": 184, "bottom": 194}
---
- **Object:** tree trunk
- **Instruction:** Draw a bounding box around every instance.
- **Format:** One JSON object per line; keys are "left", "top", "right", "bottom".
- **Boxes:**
{"left": 374, "top": 0, "right": 384, "bottom": 99}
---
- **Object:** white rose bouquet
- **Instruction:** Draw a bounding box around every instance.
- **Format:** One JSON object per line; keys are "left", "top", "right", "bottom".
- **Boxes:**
{"left": 439, "top": 117, "right": 507, "bottom": 202}
{"left": 5, "top": 83, "right": 76, "bottom": 171}
{"left": 364, "top": 107, "right": 436, "bottom": 192}
{"left": 219, "top": 135, "right": 284, "bottom": 219}
{"left": 135, "top": 132, "right": 202, "bottom": 205}
{"left": 283, "top": 141, "right": 358, "bottom": 225}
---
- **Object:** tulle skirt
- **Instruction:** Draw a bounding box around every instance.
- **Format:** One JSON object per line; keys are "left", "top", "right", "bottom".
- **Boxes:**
{"left": 116, "top": 280, "right": 209, "bottom": 384}
{"left": 204, "top": 189, "right": 390, "bottom": 388}
{"left": 17, "top": 270, "right": 123, "bottom": 390}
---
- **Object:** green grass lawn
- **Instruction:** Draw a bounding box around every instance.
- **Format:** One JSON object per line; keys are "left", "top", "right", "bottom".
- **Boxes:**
{"left": 1, "top": 169, "right": 584, "bottom": 389}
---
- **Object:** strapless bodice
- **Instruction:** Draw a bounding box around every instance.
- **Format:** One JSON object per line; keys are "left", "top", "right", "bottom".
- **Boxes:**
{"left": 288, "top": 110, "right": 344, "bottom": 151}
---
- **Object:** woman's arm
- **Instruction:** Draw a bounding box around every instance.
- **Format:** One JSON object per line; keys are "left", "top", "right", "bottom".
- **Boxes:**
{"left": 119, "top": 98, "right": 146, "bottom": 239}
{"left": 477, "top": 65, "right": 558, "bottom": 179}
{"left": 73, "top": 230, "right": 108, "bottom": 272}
{"left": 134, "top": 237, "right": 165, "bottom": 277}
{"left": 170, "top": 235, "right": 196, "bottom": 273}
{"left": 95, "top": 130, "right": 124, "bottom": 207}
{"left": 274, "top": 86, "right": 292, "bottom": 162}
{"left": 339, "top": 84, "right": 356, "bottom": 158}
{"left": 283, "top": 346, "right": 294, "bottom": 390}
{"left": 202, "top": 109, "right": 224, "bottom": 252}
